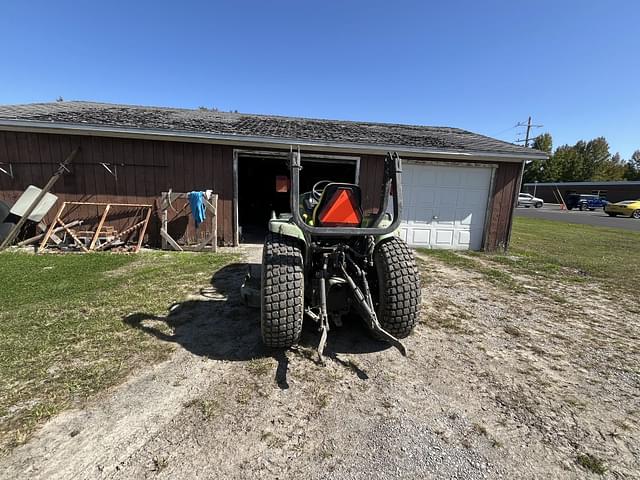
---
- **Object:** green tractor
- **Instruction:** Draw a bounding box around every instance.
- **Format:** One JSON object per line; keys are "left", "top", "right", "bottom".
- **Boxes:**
{"left": 258, "top": 150, "right": 420, "bottom": 362}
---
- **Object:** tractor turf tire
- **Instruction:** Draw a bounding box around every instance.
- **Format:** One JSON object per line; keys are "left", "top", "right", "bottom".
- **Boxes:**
{"left": 374, "top": 236, "right": 421, "bottom": 338}
{"left": 261, "top": 233, "right": 304, "bottom": 348}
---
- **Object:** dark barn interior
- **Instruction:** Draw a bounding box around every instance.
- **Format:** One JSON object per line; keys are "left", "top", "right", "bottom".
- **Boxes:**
{"left": 238, "top": 156, "right": 356, "bottom": 241}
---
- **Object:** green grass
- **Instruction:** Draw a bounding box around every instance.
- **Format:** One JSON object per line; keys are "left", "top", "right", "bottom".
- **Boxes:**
{"left": 508, "top": 217, "right": 640, "bottom": 284}
{"left": 420, "top": 218, "right": 640, "bottom": 289}
{"left": 0, "top": 251, "right": 236, "bottom": 454}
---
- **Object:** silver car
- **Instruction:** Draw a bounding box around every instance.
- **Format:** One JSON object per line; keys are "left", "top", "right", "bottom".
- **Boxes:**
{"left": 518, "top": 193, "right": 544, "bottom": 208}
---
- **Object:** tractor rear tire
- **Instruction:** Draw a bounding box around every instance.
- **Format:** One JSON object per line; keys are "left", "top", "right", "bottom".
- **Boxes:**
{"left": 374, "top": 236, "right": 421, "bottom": 338}
{"left": 261, "top": 233, "right": 304, "bottom": 348}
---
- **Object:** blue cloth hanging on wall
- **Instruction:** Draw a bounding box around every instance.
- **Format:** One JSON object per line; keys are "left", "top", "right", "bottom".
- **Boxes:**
{"left": 188, "top": 191, "right": 207, "bottom": 227}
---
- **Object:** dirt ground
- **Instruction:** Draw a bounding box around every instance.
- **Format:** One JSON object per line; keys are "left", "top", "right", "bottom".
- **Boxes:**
{"left": 1, "top": 245, "right": 638, "bottom": 480}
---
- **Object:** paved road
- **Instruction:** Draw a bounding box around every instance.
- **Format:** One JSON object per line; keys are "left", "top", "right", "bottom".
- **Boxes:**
{"left": 515, "top": 204, "right": 640, "bottom": 232}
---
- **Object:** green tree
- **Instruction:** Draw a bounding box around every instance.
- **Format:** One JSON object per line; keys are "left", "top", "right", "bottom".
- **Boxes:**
{"left": 624, "top": 150, "right": 640, "bottom": 180}
{"left": 532, "top": 133, "right": 553, "bottom": 154}
{"left": 593, "top": 152, "right": 626, "bottom": 181}
{"left": 582, "top": 137, "right": 611, "bottom": 179}
{"left": 523, "top": 133, "right": 553, "bottom": 183}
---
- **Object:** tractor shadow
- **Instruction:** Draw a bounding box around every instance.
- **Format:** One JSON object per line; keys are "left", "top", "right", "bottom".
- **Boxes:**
{"left": 123, "top": 262, "right": 390, "bottom": 389}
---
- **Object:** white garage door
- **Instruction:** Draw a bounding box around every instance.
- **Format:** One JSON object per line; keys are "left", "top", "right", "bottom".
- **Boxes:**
{"left": 397, "top": 163, "right": 493, "bottom": 250}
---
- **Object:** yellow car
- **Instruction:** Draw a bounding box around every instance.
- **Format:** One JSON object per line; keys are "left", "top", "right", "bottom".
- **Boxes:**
{"left": 604, "top": 199, "right": 640, "bottom": 218}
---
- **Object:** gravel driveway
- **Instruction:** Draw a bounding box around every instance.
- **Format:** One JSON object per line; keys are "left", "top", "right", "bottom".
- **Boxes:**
{"left": 1, "top": 245, "right": 637, "bottom": 479}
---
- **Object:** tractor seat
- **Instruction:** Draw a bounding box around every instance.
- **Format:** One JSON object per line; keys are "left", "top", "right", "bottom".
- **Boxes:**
{"left": 313, "top": 183, "right": 363, "bottom": 227}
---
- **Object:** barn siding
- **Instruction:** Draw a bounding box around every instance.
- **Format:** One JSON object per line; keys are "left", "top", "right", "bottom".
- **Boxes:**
{"left": 0, "top": 130, "right": 521, "bottom": 250}
{"left": 0, "top": 131, "right": 235, "bottom": 246}
{"left": 486, "top": 162, "right": 520, "bottom": 250}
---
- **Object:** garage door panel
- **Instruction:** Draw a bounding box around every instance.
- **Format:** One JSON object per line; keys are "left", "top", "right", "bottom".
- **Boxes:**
{"left": 436, "top": 168, "right": 462, "bottom": 187}
{"left": 436, "top": 188, "right": 459, "bottom": 206}
{"left": 409, "top": 207, "right": 434, "bottom": 225}
{"left": 413, "top": 167, "right": 437, "bottom": 187}
{"left": 461, "top": 168, "right": 491, "bottom": 186}
{"left": 401, "top": 163, "right": 493, "bottom": 250}
{"left": 457, "top": 230, "right": 471, "bottom": 246}
{"left": 435, "top": 205, "right": 456, "bottom": 225}
{"left": 435, "top": 229, "right": 454, "bottom": 246}
{"left": 456, "top": 207, "right": 486, "bottom": 226}
{"left": 411, "top": 229, "right": 431, "bottom": 245}
{"left": 461, "top": 188, "right": 488, "bottom": 206}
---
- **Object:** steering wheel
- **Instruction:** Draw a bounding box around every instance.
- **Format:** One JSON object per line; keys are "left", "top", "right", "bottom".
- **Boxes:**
{"left": 312, "top": 180, "right": 333, "bottom": 201}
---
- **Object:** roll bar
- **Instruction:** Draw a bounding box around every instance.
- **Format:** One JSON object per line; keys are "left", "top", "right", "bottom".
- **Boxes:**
{"left": 289, "top": 150, "right": 403, "bottom": 237}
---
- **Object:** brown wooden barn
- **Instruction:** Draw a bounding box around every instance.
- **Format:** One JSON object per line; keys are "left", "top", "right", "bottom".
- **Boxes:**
{"left": 0, "top": 101, "right": 547, "bottom": 250}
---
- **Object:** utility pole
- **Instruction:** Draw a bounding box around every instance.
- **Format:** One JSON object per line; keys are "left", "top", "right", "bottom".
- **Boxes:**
{"left": 505, "top": 116, "right": 543, "bottom": 252}
{"left": 524, "top": 116, "right": 532, "bottom": 147}
{"left": 515, "top": 116, "right": 543, "bottom": 147}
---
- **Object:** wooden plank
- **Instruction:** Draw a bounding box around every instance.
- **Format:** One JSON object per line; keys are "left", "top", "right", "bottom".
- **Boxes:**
{"left": 142, "top": 140, "right": 155, "bottom": 197}
{"left": 133, "top": 139, "right": 147, "bottom": 200}
{"left": 18, "top": 220, "right": 81, "bottom": 247}
{"left": 4, "top": 132, "right": 21, "bottom": 205}
{"left": 135, "top": 206, "right": 153, "bottom": 252}
{"left": 486, "top": 165, "right": 508, "bottom": 250}
{"left": 160, "top": 228, "right": 183, "bottom": 251}
{"left": 122, "top": 139, "right": 136, "bottom": 204}
{"left": 89, "top": 204, "right": 111, "bottom": 250}
{"left": 1, "top": 148, "right": 79, "bottom": 250}
{"left": 161, "top": 193, "right": 168, "bottom": 250}
{"left": 153, "top": 141, "right": 165, "bottom": 191}
{"left": 91, "top": 135, "right": 107, "bottom": 209}
{"left": 195, "top": 195, "right": 217, "bottom": 251}
{"left": 37, "top": 220, "right": 62, "bottom": 245}
{"left": 60, "top": 219, "right": 89, "bottom": 252}
{"left": 64, "top": 201, "right": 152, "bottom": 207}
{"left": 96, "top": 218, "right": 148, "bottom": 251}
{"left": 212, "top": 145, "right": 224, "bottom": 244}
{"left": 38, "top": 201, "right": 67, "bottom": 253}
{"left": 221, "top": 146, "right": 233, "bottom": 245}
{"left": 16, "top": 132, "right": 36, "bottom": 194}
{"left": 58, "top": 135, "right": 76, "bottom": 196}
{"left": 495, "top": 163, "right": 519, "bottom": 249}
{"left": 0, "top": 132, "right": 15, "bottom": 200}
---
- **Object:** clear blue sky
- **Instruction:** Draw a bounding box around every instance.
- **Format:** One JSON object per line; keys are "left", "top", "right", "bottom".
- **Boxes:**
{"left": 1, "top": 1, "right": 638, "bottom": 157}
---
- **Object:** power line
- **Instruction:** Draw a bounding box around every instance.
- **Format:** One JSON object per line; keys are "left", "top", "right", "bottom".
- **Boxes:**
{"left": 514, "top": 116, "right": 543, "bottom": 147}
{"left": 491, "top": 124, "right": 520, "bottom": 137}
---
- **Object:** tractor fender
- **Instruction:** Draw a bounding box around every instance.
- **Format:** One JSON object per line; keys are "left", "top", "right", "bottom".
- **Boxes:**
{"left": 375, "top": 230, "right": 401, "bottom": 243}
{"left": 373, "top": 216, "right": 400, "bottom": 243}
{"left": 268, "top": 219, "right": 307, "bottom": 245}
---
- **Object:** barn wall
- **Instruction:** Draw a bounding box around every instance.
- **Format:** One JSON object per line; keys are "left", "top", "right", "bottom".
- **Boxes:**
{"left": 0, "top": 131, "right": 235, "bottom": 245}
{"left": 0, "top": 130, "right": 521, "bottom": 250}
{"left": 485, "top": 162, "right": 520, "bottom": 251}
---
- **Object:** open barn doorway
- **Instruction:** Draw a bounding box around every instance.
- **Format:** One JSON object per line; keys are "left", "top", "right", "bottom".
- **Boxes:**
{"left": 235, "top": 152, "right": 358, "bottom": 243}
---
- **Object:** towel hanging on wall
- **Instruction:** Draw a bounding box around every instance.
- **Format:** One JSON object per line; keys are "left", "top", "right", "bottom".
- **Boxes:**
{"left": 188, "top": 191, "right": 207, "bottom": 227}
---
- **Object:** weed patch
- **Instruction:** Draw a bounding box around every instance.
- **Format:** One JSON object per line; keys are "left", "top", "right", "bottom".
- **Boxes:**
{"left": 576, "top": 453, "right": 607, "bottom": 475}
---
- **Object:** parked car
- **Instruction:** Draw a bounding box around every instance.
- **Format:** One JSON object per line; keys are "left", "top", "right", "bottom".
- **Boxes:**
{"left": 518, "top": 193, "right": 544, "bottom": 208}
{"left": 565, "top": 194, "right": 608, "bottom": 211}
{"left": 604, "top": 199, "right": 640, "bottom": 218}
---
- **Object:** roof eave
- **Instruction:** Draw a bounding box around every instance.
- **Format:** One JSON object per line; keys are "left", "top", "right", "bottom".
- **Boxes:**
{"left": 0, "top": 119, "right": 549, "bottom": 162}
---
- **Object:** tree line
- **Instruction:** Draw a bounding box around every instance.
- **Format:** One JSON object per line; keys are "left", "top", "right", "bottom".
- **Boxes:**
{"left": 523, "top": 133, "right": 640, "bottom": 183}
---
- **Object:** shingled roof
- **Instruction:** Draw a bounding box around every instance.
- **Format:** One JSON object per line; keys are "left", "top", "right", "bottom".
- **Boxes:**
{"left": 0, "top": 101, "right": 546, "bottom": 159}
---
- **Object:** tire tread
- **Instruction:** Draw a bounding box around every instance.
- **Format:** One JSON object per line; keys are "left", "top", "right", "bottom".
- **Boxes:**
{"left": 261, "top": 233, "right": 304, "bottom": 348}
{"left": 374, "top": 237, "right": 421, "bottom": 338}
